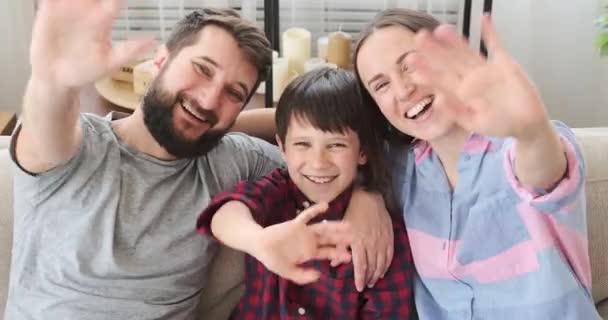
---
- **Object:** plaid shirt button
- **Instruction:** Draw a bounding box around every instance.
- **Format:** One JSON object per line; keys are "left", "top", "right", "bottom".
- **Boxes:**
{"left": 298, "top": 307, "right": 306, "bottom": 315}
{"left": 302, "top": 201, "right": 310, "bottom": 208}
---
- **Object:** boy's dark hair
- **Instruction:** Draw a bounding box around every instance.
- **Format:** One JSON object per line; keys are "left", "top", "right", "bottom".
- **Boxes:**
{"left": 275, "top": 67, "right": 388, "bottom": 193}
{"left": 353, "top": 9, "right": 441, "bottom": 144}
{"left": 165, "top": 8, "right": 271, "bottom": 103}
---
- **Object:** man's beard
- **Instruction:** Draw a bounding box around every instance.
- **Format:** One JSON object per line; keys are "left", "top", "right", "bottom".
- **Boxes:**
{"left": 142, "top": 78, "right": 231, "bottom": 159}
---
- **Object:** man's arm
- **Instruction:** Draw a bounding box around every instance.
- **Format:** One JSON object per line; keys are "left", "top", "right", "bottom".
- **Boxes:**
{"left": 232, "top": 108, "right": 277, "bottom": 142}
{"left": 17, "top": 0, "right": 153, "bottom": 173}
{"left": 16, "top": 80, "right": 82, "bottom": 173}
{"left": 342, "top": 190, "right": 394, "bottom": 292}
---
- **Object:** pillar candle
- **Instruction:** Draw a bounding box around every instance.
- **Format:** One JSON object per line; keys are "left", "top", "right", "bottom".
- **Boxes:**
{"left": 282, "top": 27, "right": 311, "bottom": 75}
{"left": 273, "top": 57, "right": 289, "bottom": 102}
{"left": 317, "top": 36, "right": 328, "bottom": 60}
{"left": 327, "top": 30, "right": 352, "bottom": 69}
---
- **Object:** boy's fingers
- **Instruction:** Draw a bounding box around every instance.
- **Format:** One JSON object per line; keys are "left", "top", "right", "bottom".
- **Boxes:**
{"left": 295, "top": 202, "right": 329, "bottom": 224}
{"left": 310, "top": 221, "right": 352, "bottom": 246}
{"left": 330, "top": 244, "right": 350, "bottom": 267}
{"left": 288, "top": 267, "right": 321, "bottom": 285}
{"left": 313, "top": 246, "right": 352, "bottom": 263}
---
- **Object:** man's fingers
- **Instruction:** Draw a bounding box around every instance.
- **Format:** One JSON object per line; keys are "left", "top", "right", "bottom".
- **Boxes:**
{"left": 368, "top": 250, "right": 386, "bottom": 287}
{"left": 108, "top": 38, "right": 157, "bottom": 72}
{"left": 364, "top": 245, "right": 377, "bottom": 288}
{"left": 383, "top": 229, "right": 395, "bottom": 277}
{"left": 295, "top": 202, "right": 329, "bottom": 224}
{"left": 351, "top": 241, "right": 368, "bottom": 292}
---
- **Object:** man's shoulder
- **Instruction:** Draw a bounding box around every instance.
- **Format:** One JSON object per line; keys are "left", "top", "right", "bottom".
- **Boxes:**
{"left": 212, "top": 132, "right": 275, "bottom": 153}
{"left": 207, "top": 133, "right": 282, "bottom": 164}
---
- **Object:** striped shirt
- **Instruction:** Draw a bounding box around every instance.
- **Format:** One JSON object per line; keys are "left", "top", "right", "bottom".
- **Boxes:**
{"left": 389, "top": 121, "right": 600, "bottom": 319}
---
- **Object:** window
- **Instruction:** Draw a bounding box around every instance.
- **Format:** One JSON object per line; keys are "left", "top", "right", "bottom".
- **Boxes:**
{"left": 278, "top": 0, "right": 464, "bottom": 54}
{"left": 112, "top": 0, "right": 264, "bottom": 42}
{"left": 113, "top": 0, "right": 465, "bottom": 45}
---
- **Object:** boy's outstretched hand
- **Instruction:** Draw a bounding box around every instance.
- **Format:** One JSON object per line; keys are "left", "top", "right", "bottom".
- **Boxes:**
{"left": 250, "top": 203, "right": 353, "bottom": 285}
{"left": 408, "top": 14, "right": 551, "bottom": 141}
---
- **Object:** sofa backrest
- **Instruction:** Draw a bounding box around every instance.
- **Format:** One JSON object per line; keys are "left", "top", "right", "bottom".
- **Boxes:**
{"left": 0, "top": 128, "right": 607, "bottom": 316}
{"left": 0, "top": 135, "right": 13, "bottom": 317}
{"left": 574, "top": 128, "right": 608, "bottom": 305}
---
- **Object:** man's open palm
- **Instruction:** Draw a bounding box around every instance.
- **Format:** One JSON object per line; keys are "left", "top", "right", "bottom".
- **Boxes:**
{"left": 31, "top": 0, "right": 154, "bottom": 88}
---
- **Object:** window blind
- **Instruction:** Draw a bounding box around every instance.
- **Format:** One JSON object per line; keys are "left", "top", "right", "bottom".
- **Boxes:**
{"left": 280, "top": 0, "right": 462, "bottom": 53}
{"left": 112, "top": 0, "right": 264, "bottom": 42}
{"left": 112, "top": 0, "right": 462, "bottom": 46}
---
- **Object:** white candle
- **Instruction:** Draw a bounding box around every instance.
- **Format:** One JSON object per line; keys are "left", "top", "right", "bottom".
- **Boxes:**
{"left": 327, "top": 30, "right": 352, "bottom": 69}
{"left": 273, "top": 57, "right": 289, "bottom": 102}
{"left": 282, "top": 27, "right": 312, "bottom": 75}
{"left": 317, "top": 36, "right": 328, "bottom": 60}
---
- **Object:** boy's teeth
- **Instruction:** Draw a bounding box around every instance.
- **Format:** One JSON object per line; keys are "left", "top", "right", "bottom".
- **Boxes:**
{"left": 306, "top": 175, "right": 335, "bottom": 184}
{"left": 406, "top": 97, "right": 432, "bottom": 118}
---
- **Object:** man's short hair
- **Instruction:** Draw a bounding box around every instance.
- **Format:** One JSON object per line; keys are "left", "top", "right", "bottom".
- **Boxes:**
{"left": 166, "top": 8, "right": 271, "bottom": 97}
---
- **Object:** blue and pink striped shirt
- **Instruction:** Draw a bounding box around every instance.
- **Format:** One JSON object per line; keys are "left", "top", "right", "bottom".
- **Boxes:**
{"left": 389, "top": 122, "right": 600, "bottom": 319}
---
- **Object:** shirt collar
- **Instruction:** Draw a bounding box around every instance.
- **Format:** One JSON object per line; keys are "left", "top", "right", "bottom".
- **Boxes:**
{"left": 412, "top": 132, "right": 492, "bottom": 164}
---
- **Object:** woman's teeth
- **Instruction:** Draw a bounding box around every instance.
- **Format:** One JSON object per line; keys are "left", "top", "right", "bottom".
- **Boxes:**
{"left": 304, "top": 175, "right": 337, "bottom": 184}
{"left": 406, "top": 96, "right": 433, "bottom": 119}
{"left": 180, "top": 100, "right": 208, "bottom": 123}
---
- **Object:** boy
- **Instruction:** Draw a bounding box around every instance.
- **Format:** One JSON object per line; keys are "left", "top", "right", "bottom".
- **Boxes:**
{"left": 197, "top": 68, "right": 415, "bottom": 319}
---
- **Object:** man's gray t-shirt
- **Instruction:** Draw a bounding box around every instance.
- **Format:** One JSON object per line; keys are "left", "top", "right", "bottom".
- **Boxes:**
{"left": 5, "top": 113, "right": 283, "bottom": 320}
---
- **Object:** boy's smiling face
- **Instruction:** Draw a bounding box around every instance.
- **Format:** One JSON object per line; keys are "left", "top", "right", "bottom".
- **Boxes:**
{"left": 277, "top": 115, "right": 367, "bottom": 204}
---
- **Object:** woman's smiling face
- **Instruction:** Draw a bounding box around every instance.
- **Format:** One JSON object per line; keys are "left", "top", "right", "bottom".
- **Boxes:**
{"left": 356, "top": 25, "right": 459, "bottom": 142}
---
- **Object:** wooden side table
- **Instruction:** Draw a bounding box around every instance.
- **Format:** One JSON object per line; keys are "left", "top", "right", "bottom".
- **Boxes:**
{"left": 0, "top": 112, "right": 17, "bottom": 136}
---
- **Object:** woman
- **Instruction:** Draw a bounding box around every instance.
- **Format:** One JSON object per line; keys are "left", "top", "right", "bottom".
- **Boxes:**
{"left": 352, "top": 8, "right": 599, "bottom": 320}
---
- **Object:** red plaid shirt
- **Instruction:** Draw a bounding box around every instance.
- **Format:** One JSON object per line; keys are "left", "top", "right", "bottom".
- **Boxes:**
{"left": 197, "top": 168, "right": 415, "bottom": 319}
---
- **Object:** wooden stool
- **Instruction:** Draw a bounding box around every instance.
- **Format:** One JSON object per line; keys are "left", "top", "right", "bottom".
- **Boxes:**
{"left": 0, "top": 112, "right": 17, "bottom": 136}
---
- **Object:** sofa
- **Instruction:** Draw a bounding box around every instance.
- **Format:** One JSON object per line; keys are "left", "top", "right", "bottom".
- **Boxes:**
{"left": 1, "top": 129, "right": 607, "bottom": 319}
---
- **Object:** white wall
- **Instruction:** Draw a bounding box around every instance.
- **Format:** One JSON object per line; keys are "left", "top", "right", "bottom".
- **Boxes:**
{"left": 493, "top": 0, "right": 608, "bottom": 128}
{"left": 0, "top": 1, "right": 35, "bottom": 113}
